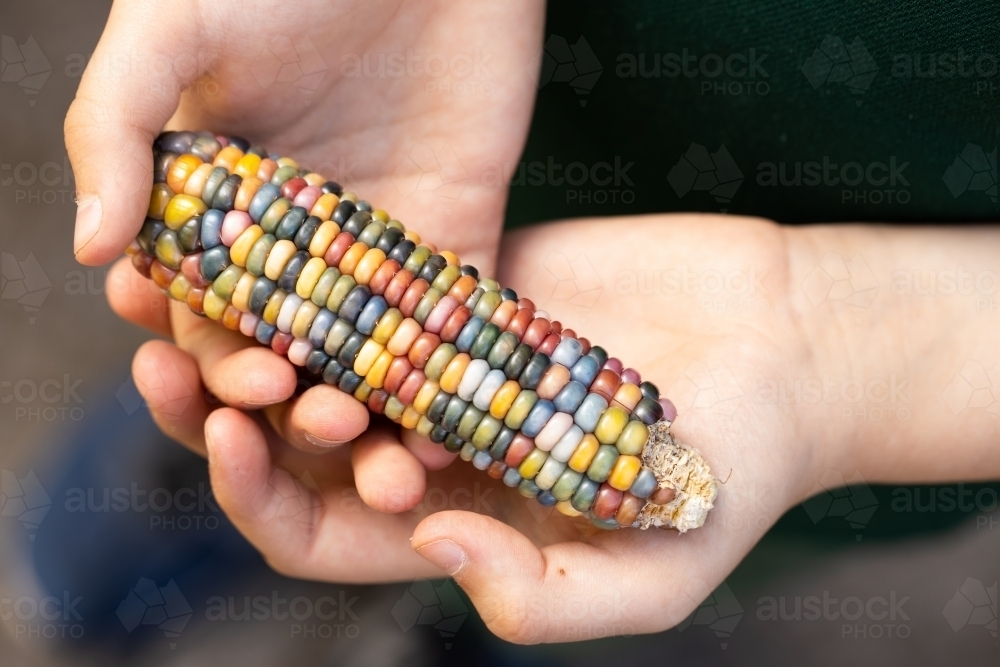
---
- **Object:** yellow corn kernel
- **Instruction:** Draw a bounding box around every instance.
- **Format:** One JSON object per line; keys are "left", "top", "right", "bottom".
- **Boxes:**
{"left": 568, "top": 434, "right": 600, "bottom": 473}
{"left": 163, "top": 194, "right": 208, "bottom": 230}
{"left": 230, "top": 271, "right": 256, "bottom": 312}
{"left": 310, "top": 193, "right": 339, "bottom": 221}
{"left": 353, "top": 339, "right": 386, "bottom": 376}
{"left": 296, "top": 257, "right": 328, "bottom": 299}
{"left": 400, "top": 405, "right": 421, "bottom": 430}
{"left": 489, "top": 380, "right": 522, "bottom": 419}
{"left": 229, "top": 225, "right": 265, "bottom": 267}
{"left": 353, "top": 248, "right": 387, "bottom": 285}
{"left": 213, "top": 145, "right": 244, "bottom": 171}
{"left": 308, "top": 220, "right": 340, "bottom": 257}
{"left": 608, "top": 455, "right": 641, "bottom": 491}
{"left": 365, "top": 350, "right": 395, "bottom": 389}
{"left": 234, "top": 153, "right": 262, "bottom": 179}
{"left": 413, "top": 380, "right": 441, "bottom": 414}
{"left": 203, "top": 286, "right": 227, "bottom": 321}
{"left": 439, "top": 353, "right": 472, "bottom": 394}
{"left": 518, "top": 448, "right": 548, "bottom": 480}
{"left": 371, "top": 308, "right": 403, "bottom": 345}
{"left": 291, "top": 301, "right": 320, "bottom": 339}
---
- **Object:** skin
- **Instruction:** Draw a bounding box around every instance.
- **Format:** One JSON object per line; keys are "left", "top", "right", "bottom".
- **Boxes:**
{"left": 67, "top": 3, "right": 1000, "bottom": 643}
{"left": 65, "top": 0, "right": 544, "bottom": 274}
{"left": 104, "top": 216, "right": 1000, "bottom": 643}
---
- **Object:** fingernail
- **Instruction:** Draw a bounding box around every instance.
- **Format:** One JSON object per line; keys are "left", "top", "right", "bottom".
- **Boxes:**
{"left": 304, "top": 432, "right": 350, "bottom": 448}
{"left": 416, "top": 539, "right": 467, "bottom": 576}
{"left": 74, "top": 195, "right": 102, "bottom": 255}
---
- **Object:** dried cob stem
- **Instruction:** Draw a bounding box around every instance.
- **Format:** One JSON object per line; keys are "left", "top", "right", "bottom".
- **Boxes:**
{"left": 637, "top": 421, "right": 718, "bottom": 532}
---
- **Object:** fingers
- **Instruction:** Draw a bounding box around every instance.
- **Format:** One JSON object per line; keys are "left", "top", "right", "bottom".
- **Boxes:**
{"left": 65, "top": 1, "right": 199, "bottom": 264}
{"left": 351, "top": 425, "right": 427, "bottom": 513}
{"left": 106, "top": 257, "right": 172, "bottom": 336}
{"left": 204, "top": 408, "right": 324, "bottom": 565}
{"left": 411, "top": 511, "right": 711, "bottom": 644}
{"left": 171, "top": 305, "right": 298, "bottom": 408}
{"left": 206, "top": 407, "right": 444, "bottom": 583}
{"left": 261, "top": 384, "right": 370, "bottom": 452}
{"left": 401, "top": 429, "right": 458, "bottom": 471}
{"left": 132, "top": 340, "right": 210, "bottom": 455}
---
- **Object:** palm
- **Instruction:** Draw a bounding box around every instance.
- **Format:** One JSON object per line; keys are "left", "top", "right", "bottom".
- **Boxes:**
{"left": 167, "top": 0, "right": 542, "bottom": 273}
{"left": 246, "top": 214, "right": 818, "bottom": 603}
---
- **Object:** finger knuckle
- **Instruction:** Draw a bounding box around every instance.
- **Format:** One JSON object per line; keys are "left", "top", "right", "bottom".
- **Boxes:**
{"left": 481, "top": 603, "right": 543, "bottom": 645}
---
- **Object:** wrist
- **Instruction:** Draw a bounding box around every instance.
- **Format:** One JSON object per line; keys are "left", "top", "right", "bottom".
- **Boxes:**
{"left": 786, "top": 223, "right": 1000, "bottom": 486}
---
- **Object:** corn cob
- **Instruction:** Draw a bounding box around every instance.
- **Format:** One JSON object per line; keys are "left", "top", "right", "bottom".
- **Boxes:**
{"left": 129, "top": 130, "right": 718, "bottom": 532}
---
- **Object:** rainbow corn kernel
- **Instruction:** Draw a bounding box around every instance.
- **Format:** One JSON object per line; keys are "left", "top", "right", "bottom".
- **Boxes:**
{"left": 130, "top": 130, "right": 718, "bottom": 531}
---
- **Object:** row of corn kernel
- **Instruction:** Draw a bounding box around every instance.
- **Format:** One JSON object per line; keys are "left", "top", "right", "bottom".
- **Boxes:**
{"left": 133, "top": 131, "right": 679, "bottom": 528}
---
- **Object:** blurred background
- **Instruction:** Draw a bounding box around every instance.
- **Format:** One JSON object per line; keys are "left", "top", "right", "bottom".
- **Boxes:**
{"left": 1, "top": 0, "right": 997, "bottom": 665}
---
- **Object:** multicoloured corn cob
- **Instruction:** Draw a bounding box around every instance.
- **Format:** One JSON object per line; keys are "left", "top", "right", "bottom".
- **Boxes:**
{"left": 129, "top": 130, "right": 718, "bottom": 531}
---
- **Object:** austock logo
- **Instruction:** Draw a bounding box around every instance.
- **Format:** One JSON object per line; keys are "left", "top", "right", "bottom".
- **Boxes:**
{"left": 942, "top": 143, "right": 997, "bottom": 203}
{"left": 801, "top": 36, "right": 878, "bottom": 105}
{"left": 1, "top": 469, "right": 51, "bottom": 540}
{"left": 669, "top": 360, "right": 744, "bottom": 417}
{"left": 391, "top": 143, "right": 469, "bottom": 213}
{"left": 1, "top": 35, "right": 52, "bottom": 105}
{"left": 250, "top": 36, "right": 327, "bottom": 98}
{"left": 667, "top": 143, "right": 743, "bottom": 210}
{"left": 801, "top": 469, "right": 879, "bottom": 540}
{"left": 252, "top": 468, "right": 325, "bottom": 528}
{"left": 116, "top": 364, "right": 193, "bottom": 421}
{"left": 942, "top": 360, "right": 1000, "bottom": 419}
{"left": 801, "top": 251, "right": 879, "bottom": 313}
{"left": 116, "top": 578, "right": 192, "bottom": 649}
{"left": 676, "top": 581, "right": 743, "bottom": 649}
{"left": 1, "top": 252, "right": 51, "bottom": 323}
{"left": 205, "top": 589, "right": 361, "bottom": 639}
{"left": 523, "top": 251, "right": 603, "bottom": 325}
{"left": 535, "top": 35, "right": 603, "bottom": 106}
{"left": 1, "top": 591, "right": 85, "bottom": 640}
{"left": 757, "top": 589, "right": 911, "bottom": 639}
{"left": 392, "top": 580, "right": 469, "bottom": 649}
{"left": 943, "top": 578, "right": 997, "bottom": 637}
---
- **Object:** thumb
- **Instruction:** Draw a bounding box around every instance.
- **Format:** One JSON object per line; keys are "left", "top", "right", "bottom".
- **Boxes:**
{"left": 412, "top": 510, "right": 690, "bottom": 643}
{"left": 411, "top": 510, "right": 555, "bottom": 644}
{"left": 65, "top": 1, "right": 199, "bottom": 265}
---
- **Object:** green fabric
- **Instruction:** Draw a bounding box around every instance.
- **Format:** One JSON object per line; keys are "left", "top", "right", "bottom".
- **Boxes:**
{"left": 506, "top": 0, "right": 999, "bottom": 228}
